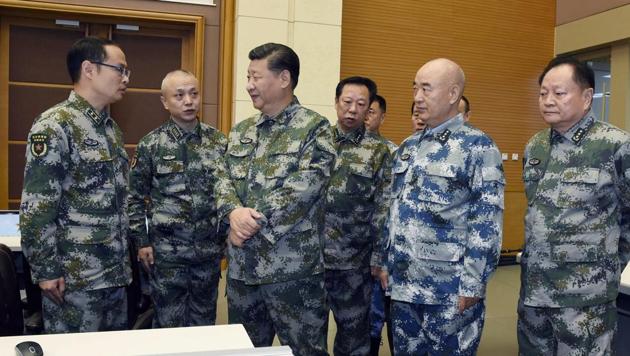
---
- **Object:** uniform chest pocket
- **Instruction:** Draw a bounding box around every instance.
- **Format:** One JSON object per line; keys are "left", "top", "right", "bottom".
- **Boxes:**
{"left": 346, "top": 163, "right": 375, "bottom": 197}
{"left": 392, "top": 159, "right": 410, "bottom": 198}
{"left": 76, "top": 147, "right": 114, "bottom": 191}
{"left": 264, "top": 143, "right": 301, "bottom": 179}
{"left": 227, "top": 144, "right": 254, "bottom": 179}
{"left": 418, "top": 163, "right": 457, "bottom": 205}
{"left": 155, "top": 160, "right": 186, "bottom": 194}
{"left": 556, "top": 167, "right": 599, "bottom": 208}
{"left": 522, "top": 166, "right": 542, "bottom": 202}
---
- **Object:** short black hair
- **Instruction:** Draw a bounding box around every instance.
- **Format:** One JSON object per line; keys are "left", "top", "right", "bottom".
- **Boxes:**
{"left": 249, "top": 43, "right": 300, "bottom": 89}
{"left": 335, "top": 76, "right": 377, "bottom": 104}
{"left": 372, "top": 94, "right": 387, "bottom": 113}
{"left": 538, "top": 56, "right": 595, "bottom": 90}
{"left": 460, "top": 95, "right": 470, "bottom": 113}
{"left": 67, "top": 37, "right": 117, "bottom": 83}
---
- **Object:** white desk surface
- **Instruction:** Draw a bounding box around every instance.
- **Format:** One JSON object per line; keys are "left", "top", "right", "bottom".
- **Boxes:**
{"left": 620, "top": 262, "right": 630, "bottom": 295}
{"left": 0, "top": 324, "right": 254, "bottom": 356}
{"left": 0, "top": 235, "right": 21, "bottom": 251}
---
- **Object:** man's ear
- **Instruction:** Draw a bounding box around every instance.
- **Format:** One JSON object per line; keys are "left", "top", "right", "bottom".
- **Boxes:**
{"left": 279, "top": 69, "right": 291, "bottom": 89}
{"left": 449, "top": 85, "right": 462, "bottom": 105}
{"left": 582, "top": 87, "right": 594, "bottom": 111}
{"left": 82, "top": 60, "right": 96, "bottom": 80}
{"left": 160, "top": 96, "right": 169, "bottom": 111}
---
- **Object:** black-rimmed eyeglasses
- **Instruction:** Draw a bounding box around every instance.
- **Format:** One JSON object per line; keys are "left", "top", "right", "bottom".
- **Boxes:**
{"left": 90, "top": 61, "right": 131, "bottom": 79}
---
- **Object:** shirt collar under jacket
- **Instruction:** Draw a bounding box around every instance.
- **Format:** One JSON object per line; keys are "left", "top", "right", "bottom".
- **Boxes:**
{"left": 255, "top": 95, "right": 301, "bottom": 127}
{"left": 68, "top": 91, "right": 110, "bottom": 127}
{"left": 166, "top": 117, "right": 201, "bottom": 142}
{"left": 334, "top": 124, "right": 366, "bottom": 145}
{"left": 550, "top": 110, "right": 596, "bottom": 146}
{"left": 422, "top": 113, "right": 464, "bottom": 144}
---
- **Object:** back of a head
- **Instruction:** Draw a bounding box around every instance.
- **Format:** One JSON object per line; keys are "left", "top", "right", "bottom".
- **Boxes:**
{"left": 539, "top": 56, "right": 595, "bottom": 90}
{"left": 335, "top": 76, "right": 378, "bottom": 104}
{"left": 66, "top": 37, "right": 116, "bottom": 84}
{"left": 248, "top": 43, "right": 300, "bottom": 90}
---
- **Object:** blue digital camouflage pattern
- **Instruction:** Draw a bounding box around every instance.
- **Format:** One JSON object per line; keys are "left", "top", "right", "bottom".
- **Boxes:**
{"left": 128, "top": 119, "right": 227, "bottom": 327}
{"left": 324, "top": 125, "right": 392, "bottom": 270}
{"left": 520, "top": 112, "right": 630, "bottom": 308}
{"left": 384, "top": 113, "right": 505, "bottom": 305}
{"left": 20, "top": 91, "right": 132, "bottom": 291}
{"left": 391, "top": 299, "right": 485, "bottom": 355}
{"left": 216, "top": 96, "right": 336, "bottom": 284}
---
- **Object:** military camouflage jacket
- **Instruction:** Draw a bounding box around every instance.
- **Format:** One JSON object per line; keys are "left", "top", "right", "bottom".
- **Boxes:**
{"left": 385, "top": 114, "right": 505, "bottom": 305}
{"left": 216, "top": 97, "right": 336, "bottom": 285}
{"left": 521, "top": 112, "right": 630, "bottom": 308}
{"left": 20, "top": 91, "right": 131, "bottom": 291}
{"left": 128, "top": 119, "right": 227, "bottom": 265}
{"left": 324, "top": 125, "right": 392, "bottom": 270}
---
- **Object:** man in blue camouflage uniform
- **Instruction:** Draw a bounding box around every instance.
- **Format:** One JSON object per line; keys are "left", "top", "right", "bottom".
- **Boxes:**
{"left": 324, "top": 77, "right": 392, "bottom": 356}
{"left": 365, "top": 93, "right": 396, "bottom": 356}
{"left": 518, "top": 56, "right": 630, "bottom": 356}
{"left": 216, "top": 43, "right": 336, "bottom": 356}
{"left": 19, "top": 37, "right": 132, "bottom": 333}
{"left": 128, "top": 70, "right": 226, "bottom": 328}
{"left": 381, "top": 58, "right": 505, "bottom": 355}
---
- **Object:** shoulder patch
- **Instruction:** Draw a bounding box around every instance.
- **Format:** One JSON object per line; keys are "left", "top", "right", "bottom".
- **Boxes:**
{"left": 30, "top": 133, "right": 49, "bottom": 157}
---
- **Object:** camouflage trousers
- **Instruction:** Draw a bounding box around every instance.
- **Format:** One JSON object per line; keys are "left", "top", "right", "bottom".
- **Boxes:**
{"left": 325, "top": 267, "right": 372, "bottom": 356}
{"left": 149, "top": 259, "right": 221, "bottom": 328}
{"left": 227, "top": 274, "right": 328, "bottom": 356}
{"left": 391, "top": 299, "right": 485, "bottom": 356}
{"left": 369, "top": 278, "right": 393, "bottom": 354}
{"left": 517, "top": 300, "right": 617, "bottom": 356}
{"left": 42, "top": 286, "right": 127, "bottom": 333}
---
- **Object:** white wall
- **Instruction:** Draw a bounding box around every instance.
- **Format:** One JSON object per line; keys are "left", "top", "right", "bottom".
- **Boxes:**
{"left": 232, "top": 0, "right": 342, "bottom": 124}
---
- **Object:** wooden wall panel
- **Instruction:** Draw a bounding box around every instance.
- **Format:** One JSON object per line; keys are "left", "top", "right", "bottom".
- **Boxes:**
{"left": 341, "top": 0, "right": 555, "bottom": 251}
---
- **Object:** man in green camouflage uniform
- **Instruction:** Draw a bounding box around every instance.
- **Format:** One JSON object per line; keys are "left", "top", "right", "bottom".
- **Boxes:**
{"left": 365, "top": 94, "right": 398, "bottom": 153}
{"left": 323, "top": 76, "right": 391, "bottom": 356}
{"left": 365, "top": 93, "right": 396, "bottom": 356}
{"left": 20, "top": 37, "right": 132, "bottom": 333}
{"left": 128, "top": 70, "right": 226, "bottom": 328}
{"left": 519, "top": 56, "right": 630, "bottom": 355}
{"left": 216, "top": 43, "right": 335, "bottom": 356}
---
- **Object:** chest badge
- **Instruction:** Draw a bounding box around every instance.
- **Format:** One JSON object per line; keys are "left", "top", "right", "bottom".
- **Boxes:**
{"left": 528, "top": 158, "right": 541, "bottom": 166}
{"left": 400, "top": 153, "right": 411, "bottom": 161}
{"left": 83, "top": 138, "right": 99, "bottom": 147}
{"left": 162, "top": 155, "right": 176, "bottom": 161}
{"left": 30, "top": 133, "right": 48, "bottom": 158}
{"left": 240, "top": 137, "right": 253, "bottom": 144}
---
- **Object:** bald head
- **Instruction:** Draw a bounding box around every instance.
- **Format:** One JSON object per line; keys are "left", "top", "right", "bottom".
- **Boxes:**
{"left": 413, "top": 58, "right": 465, "bottom": 128}
{"left": 161, "top": 70, "right": 197, "bottom": 95}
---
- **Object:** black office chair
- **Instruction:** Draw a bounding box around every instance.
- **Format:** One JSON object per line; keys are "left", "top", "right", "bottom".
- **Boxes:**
{"left": 0, "top": 243, "right": 23, "bottom": 335}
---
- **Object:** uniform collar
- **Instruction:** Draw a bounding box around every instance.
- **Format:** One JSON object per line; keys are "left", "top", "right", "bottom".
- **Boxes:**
{"left": 68, "top": 91, "right": 109, "bottom": 126}
{"left": 255, "top": 95, "right": 301, "bottom": 127}
{"left": 422, "top": 113, "right": 464, "bottom": 145}
{"left": 166, "top": 118, "right": 200, "bottom": 141}
{"left": 551, "top": 111, "right": 596, "bottom": 146}
{"left": 334, "top": 124, "right": 365, "bottom": 144}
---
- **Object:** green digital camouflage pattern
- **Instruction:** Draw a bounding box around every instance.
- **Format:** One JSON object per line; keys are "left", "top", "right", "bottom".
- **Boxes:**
{"left": 20, "top": 91, "right": 132, "bottom": 291}
{"left": 517, "top": 300, "right": 616, "bottom": 356}
{"left": 128, "top": 119, "right": 228, "bottom": 264}
{"left": 521, "top": 112, "right": 630, "bottom": 308}
{"left": 324, "top": 125, "right": 392, "bottom": 269}
{"left": 42, "top": 286, "right": 127, "bottom": 333}
{"left": 216, "top": 96, "right": 336, "bottom": 285}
